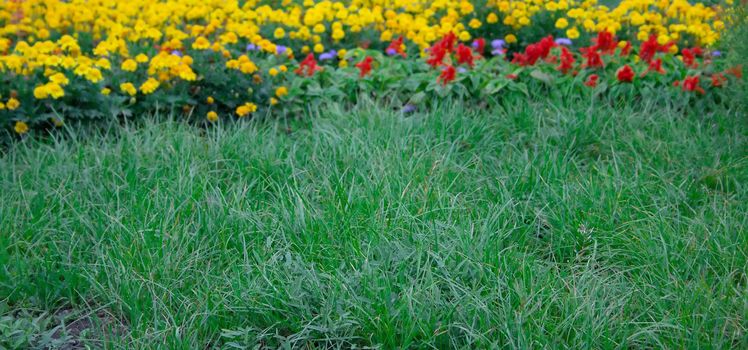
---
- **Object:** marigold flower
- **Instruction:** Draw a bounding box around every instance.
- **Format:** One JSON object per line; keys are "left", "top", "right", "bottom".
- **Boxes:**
{"left": 275, "top": 86, "right": 289, "bottom": 97}
{"left": 192, "top": 37, "right": 211, "bottom": 50}
{"left": 6, "top": 98, "right": 20, "bottom": 110}
{"left": 120, "top": 82, "right": 137, "bottom": 96}
{"left": 140, "top": 78, "right": 160, "bottom": 94}
{"left": 236, "top": 102, "right": 258, "bottom": 117}
{"left": 14, "top": 121, "right": 29, "bottom": 134}
{"left": 121, "top": 59, "right": 138, "bottom": 72}
{"left": 207, "top": 111, "right": 218, "bottom": 122}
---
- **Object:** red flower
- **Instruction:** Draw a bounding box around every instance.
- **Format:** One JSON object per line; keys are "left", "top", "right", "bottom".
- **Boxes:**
{"left": 639, "top": 34, "right": 673, "bottom": 63}
{"left": 727, "top": 65, "right": 743, "bottom": 79}
{"left": 295, "top": 53, "right": 321, "bottom": 76}
{"left": 386, "top": 36, "right": 407, "bottom": 57}
{"left": 580, "top": 46, "right": 603, "bottom": 68}
{"left": 557, "top": 47, "right": 575, "bottom": 74}
{"left": 426, "top": 33, "right": 457, "bottom": 67}
{"left": 584, "top": 74, "right": 599, "bottom": 87}
{"left": 616, "top": 65, "right": 634, "bottom": 83}
{"left": 682, "top": 75, "right": 705, "bottom": 94}
{"left": 592, "top": 31, "right": 618, "bottom": 54}
{"left": 506, "top": 74, "right": 518, "bottom": 80}
{"left": 512, "top": 35, "right": 556, "bottom": 66}
{"left": 711, "top": 73, "right": 727, "bottom": 88}
{"left": 473, "top": 38, "right": 486, "bottom": 55}
{"left": 643, "top": 58, "right": 665, "bottom": 76}
{"left": 456, "top": 43, "right": 475, "bottom": 67}
{"left": 355, "top": 56, "right": 374, "bottom": 77}
{"left": 681, "top": 48, "right": 702, "bottom": 69}
{"left": 620, "top": 41, "right": 632, "bottom": 56}
{"left": 438, "top": 65, "right": 457, "bottom": 85}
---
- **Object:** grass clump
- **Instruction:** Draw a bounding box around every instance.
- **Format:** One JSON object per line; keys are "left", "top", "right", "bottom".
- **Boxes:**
{"left": 1, "top": 97, "right": 746, "bottom": 348}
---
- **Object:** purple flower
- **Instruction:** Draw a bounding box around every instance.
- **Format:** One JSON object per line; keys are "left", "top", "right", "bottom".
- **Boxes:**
{"left": 386, "top": 48, "right": 397, "bottom": 56}
{"left": 246, "top": 43, "right": 258, "bottom": 51}
{"left": 319, "top": 52, "right": 335, "bottom": 61}
{"left": 491, "top": 39, "right": 505, "bottom": 50}
{"left": 554, "top": 38, "right": 573, "bottom": 46}
{"left": 471, "top": 40, "right": 480, "bottom": 49}
{"left": 276, "top": 45, "right": 287, "bottom": 55}
{"left": 711, "top": 50, "right": 721, "bottom": 57}
{"left": 457, "top": 67, "right": 467, "bottom": 73}
{"left": 171, "top": 50, "right": 182, "bottom": 57}
{"left": 491, "top": 49, "right": 505, "bottom": 56}
{"left": 402, "top": 104, "right": 417, "bottom": 113}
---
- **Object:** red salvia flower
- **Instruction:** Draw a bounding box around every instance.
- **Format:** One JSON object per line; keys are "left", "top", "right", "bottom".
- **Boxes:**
{"left": 426, "top": 33, "right": 457, "bottom": 67}
{"left": 616, "top": 65, "right": 634, "bottom": 83}
{"left": 580, "top": 46, "right": 604, "bottom": 68}
{"left": 438, "top": 65, "right": 457, "bottom": 85}
{"left": 355, "top": 56, "right": 374, "bottom": 77}
{"left": 473, "top": 38, "right": 486, "bottom": 55}
{"left": 584, "top": 74, "right": 599, "bottom": 87}
{"left": 620, "top": 41, "right": 632, "bottom": 56}
{"left": 386, "top": 36, "right": 407, "bottom": 57}
{"left": 643, "top": 58, "right": 665, "bottom": 76}
{"left": 682, "top": 75, "right": 705, "bottom": 94}
{"left": 711, "top": 73, "right": 727, "bottom": 88}
{"left": 506, "top": 74, "right": 518, "bottom": 80}
{"left": 512, "top": 35, "right": 556, "bottom": 66}
{"left": 639, "top": 34, "right": 673, "bottom": 63}
{"left": 681, "top": 48, "right": 701, "bottom": 69}
{"left": 557, "top": 47, "right": 575, "bottom": 74}
{"left": 295, "top": 53, "right": 321, "bottom": 76}
{"left": 727, "top": 65, "right": 743, "bottom": 79}
{"left": 592, "top": 31, "right": 618, "bottom": 54}
{"left": 456, "top": 43, "right": 475, "bottom": 67}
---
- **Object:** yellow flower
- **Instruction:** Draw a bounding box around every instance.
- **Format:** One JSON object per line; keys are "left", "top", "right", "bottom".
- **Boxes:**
{"left": 50, "top": 73, "right": 69, "bottom": 86}
{"left": 274, "top": 28, "right": 286, "bottom": 39}
{"left": 566, "top": 27, "right": 580, "bottom": 39}
{"left": 14, "top": 121, "right": 29, "bottom": 135}
{"left": 207, "top": 111, "right": 218, "bottom": 122}
{"left": 459, "top": 31, "right": 471, "bottom": 41}
{"left": 313, "top": 43, "right": 324, "bottom": 53}
{"left": 269, "top": 68, "right": 279, "bottom": 76}
{"left": 7, "top": 98, "right": 20, "bottom": 110}
{"left": 34, "top": 85, "right": 49, "bottom": 99}
{"left": 275, "top": 86, "right": 288, "bottom": 98}
{"left": 120, "top": 82, "right": 137, "bottom": 96}
{"left": 505, "top": 34, "right": 517, "bottom": 44}
{"left": 270, "top": 97, "right": 278, "bottom": 105}
{"left": 279, "top": 65, "right": 288, "bottom": 72}
{"left": 0, "top": 102, "right": 5, "bottom": 110}
{"left": 121, "top": 59, "right": 138, "bottom": 72}
{"left": 101, "top": 88, "right": 111, "bottom": 95}
{"left": 555, "top": 18, "right": 569, "bottom": 29}
{"left": 487, "top": 13, "right": 499, "bottom": 24}
{"left": 140, "top": 78, "right": 160, "bottom": 94}
{"left": 192, "top": 37, "right": 211, "bottom": 50}
{"left": 236, "top": 102, "right": 257, "bottom": 117}
{"left": 207, "top": 96, "right": 214, "bottom": 104}
{"left": 469, "top": 19, "right": 482, "bottom": 29}
{"left": 135, "top": 54, "right": 149, "bottom": 63}
{"left": 45, "top": 83, "right": 65, "bottom": 99}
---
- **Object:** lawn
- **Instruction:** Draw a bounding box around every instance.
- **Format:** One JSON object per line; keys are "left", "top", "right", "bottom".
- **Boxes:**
{"left": 2, "top": 98, "right": 746, "bottom": 348}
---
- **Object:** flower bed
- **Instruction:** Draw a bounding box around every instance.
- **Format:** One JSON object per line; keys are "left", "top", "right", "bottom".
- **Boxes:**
{"left": 0, "top": 0, "right": 742, "bottom": 135}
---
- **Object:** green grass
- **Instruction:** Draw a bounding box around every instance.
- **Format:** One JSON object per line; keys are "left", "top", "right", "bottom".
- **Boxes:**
{"left": 1, "top": 97, "right": 747, "bottom": 349}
